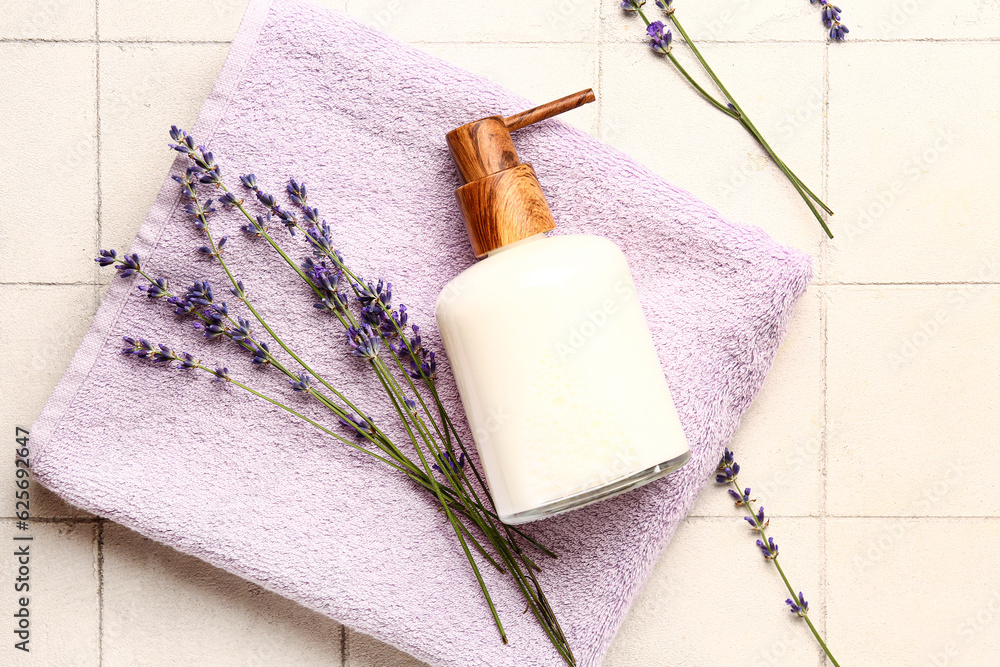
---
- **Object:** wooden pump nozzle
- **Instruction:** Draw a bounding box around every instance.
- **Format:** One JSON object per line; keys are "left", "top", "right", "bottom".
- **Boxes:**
{"left": 445, "top": 89, "right": 596, "bottom": 257}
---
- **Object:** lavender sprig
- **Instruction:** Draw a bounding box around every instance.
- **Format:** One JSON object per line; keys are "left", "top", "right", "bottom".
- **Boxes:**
{"left": 717, "top": 449, "right": 840, "bottom": 666}
{"left": 623, "top": 2, "right": 835, "bottom": 237}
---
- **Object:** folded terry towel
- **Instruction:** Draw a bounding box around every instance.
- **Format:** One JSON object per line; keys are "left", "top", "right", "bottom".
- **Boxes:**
{"left": 30, "top": 1, "right": 812, "bottom": 664}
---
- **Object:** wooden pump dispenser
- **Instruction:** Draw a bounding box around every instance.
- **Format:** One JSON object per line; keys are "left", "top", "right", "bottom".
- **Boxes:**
{"left": 445, "top": 89, "right": 596, "bottom": 257}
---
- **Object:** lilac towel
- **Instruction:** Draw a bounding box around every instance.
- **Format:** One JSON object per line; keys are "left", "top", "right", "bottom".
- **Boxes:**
{"left": 30, "top": 1, "right": 812, "bottom": 664}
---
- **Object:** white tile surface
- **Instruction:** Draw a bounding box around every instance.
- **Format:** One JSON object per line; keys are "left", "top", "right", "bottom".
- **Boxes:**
{"left": 4, "top": 0, "right": 1000, "bottom": 665}
{"left": 0, "top": 285, "right": 95, "bottom": 519}
{"left": 0, "top": 0, "right": 96, "bottom": 40}
{"left": 826, "top": 285, "right": 1000, "bottom": 517}
{"left": 0, "top": 43, "right": 98, "bottom": 285}
{"left": 102, "top": 522, "right": 342, "bottom": 666}
{"left": 828, "top": 518, "right": 1000, "bottom": 665}
{"left": 827, "top": 42, "right": 1000, "bottom": 283}
{"left": 346, "top": 0, "right": 598, "bottom": 42}
{"left": 99, "top": 43, "right": 231, "bottom": 264}
{"left": 0, "top": 520, "right": 100, "bottom": 666}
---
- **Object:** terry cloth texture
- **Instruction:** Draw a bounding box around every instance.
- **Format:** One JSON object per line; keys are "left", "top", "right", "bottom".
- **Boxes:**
{"left": 30, "top": 1, "right": 813, "bottom": 665}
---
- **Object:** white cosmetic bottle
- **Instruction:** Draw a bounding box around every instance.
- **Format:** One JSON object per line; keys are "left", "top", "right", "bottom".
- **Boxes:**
{"left": 436, "top": 90, "right": 690, "bottom": 524}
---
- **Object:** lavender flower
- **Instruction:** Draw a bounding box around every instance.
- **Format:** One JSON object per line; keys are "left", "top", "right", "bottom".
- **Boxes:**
{"left": 647, "top": 21, "right": 673, "bottom": 54}
{"left": 95, "top": 249, "right": 118, "bottom": 267}
{"left": 745, "top": 505, "right": 768, "bottom": 531}
{"left": 219, "top": 191, "right": 242, "bottom": 207}
{"left": 621, "top": 0, "right": 644, "bottom": 9}
{"left": 432, "top": 451, "right": 467, "bottom": 475}
{"left": 256, "top": 190, "right": 276, "bottom": 208}
{"left": 230, "top": 316, "right": 253, "bottom": 343}
{"left": 786, "top": 592, "right": 809, "bottom": 617}
{"left": 212, "top": 366, "right": 230, "bottom": 382}
{"left": 287, "top": 179, "right": 307, "bottom": 206}
{"left": 121, "top": 337, "right": 196, "bottom": 369}
{"left": 729, "top": 486, "right": 752, "bottom": 506}
{"left": 185, "top": 281, "right": 214, "bottom": 307}
{"left": 138, "top": 277, "right": 170, "bottom": 299}
{"left": 115, "top": 253, "right": 141, "bottom": 278}
{"left": 338, "top": 412, "right": 374, "bottom": 440}
{"left": 242, "top": 213, "right": 271, "bottom": 238}
{"left": 247, "top": 340, "right": 271, "bottom": 365}
{"left": 715, "top": 447, "right": 740, "bottom": 483}
{"left": 172, "top": 168, "right": 200, "bottom": 198}
{"left": 811, "top": 0, "right": 849, "bottom": 41}
{"left": 756, "top": 536, "right": 779, "bottom": 559}
{"left": 346, "top": 323, "right": 382, "bottom": 360}
{"left": 654, "top": 0, "right": 673, "bottom": 10}
{"left": 288, "top": 372, "right": 312, "bottom": 392}
{"left": 240, "top": 173, "right": 258, "bottom": 190}
{"left": 121, "top": 336, "right": 154, "bottom": 358}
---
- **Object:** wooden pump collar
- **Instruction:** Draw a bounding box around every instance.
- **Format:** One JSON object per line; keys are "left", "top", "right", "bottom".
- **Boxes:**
{"left": 445, "top": 89, "right": 596, "bottom": 257}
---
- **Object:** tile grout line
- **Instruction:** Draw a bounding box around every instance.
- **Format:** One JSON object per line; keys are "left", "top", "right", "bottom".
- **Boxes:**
{"left": 819, "top": 37, "right": 830, "bottom": 664}
{"left": 6, "top": 37, "right": 1000, "bottom": 44}
{"left": 95, "top": 8, "right": 104, "bottom": 666}
{"left": 94, "top": 2, "right": 103, "bottom": 297}
{"left": 97, "top": 518, "right": 105, "bottom": 667}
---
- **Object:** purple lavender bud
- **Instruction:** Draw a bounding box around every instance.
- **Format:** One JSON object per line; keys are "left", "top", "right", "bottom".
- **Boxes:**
{"left": 240, "top": 173, "right": 257, "bottom": 190}
{"left": 288, "top": 372, "right": 312, "bottom": 392}
{"left": 242, "top": 213, "right": 270, "bottom": 238}
{"left": 231, "top": 317, "right": 252, "bottom": 343}
{"left": 230, "top": 280, "right": 246, "bottom": 299}
{"left": 256, "top": 190, "right": 275, "bottom": 208}
{"left": 250, "top": 341, "right": 271, "bottom": 365}
{"left": 338, "top": 412, "right": 373, "bottom": 440}
{"left": 647, "top": 21, "right": 673, "bottom": 54}
{"left": 621, "top": 0, "right": 644, "bottom": 10}
{"left": 756, "top": 537, "right": 779, "bottom": 559}
{"left": 152, "top": 343, "right": 174, "bottom": 363}
{"left": 185, "top": 281, "right": 213, "bottom": 306}
{"left": 116, "top": 253, "right": 141, "bottom": 278}
{"left": 786, "top": 592, "right": 808, "bottom": 616}
{"left": 287, "top": 179, "right": 307, "bottom": 206}
{"left": 346, "top": 323, "right": 382, "bottom": 360}
{"left": 830, "top": 24, "right": 849, "bottom": 40}
{"left": 199, "top": 165, "right": 223, "bottom": 186}
{"left": 212, "top": 366, "right": 230, "bottom": 382}
{"left": 95, "top": 249, "right": 118, "bottom": 266}
{"left": 139, "top": 277, "right": 169, "bottom": 299}
{"left": 303, "top": 206, "right": 320, "bottom": 224}
{"left": 219, "top": 191, "right": 241, "bottom": 207}
{"left": 432, "top": 451, "right": 466, "bottom": 475}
